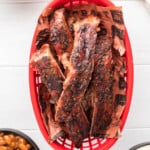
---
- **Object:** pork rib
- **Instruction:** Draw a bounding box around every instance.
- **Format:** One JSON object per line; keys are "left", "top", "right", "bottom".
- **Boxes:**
{"left": 110, "top": 7, "right": 126, "bottom": 56}
{"left": 103, "top": 7, "right": 127, "bottom": 138}
{"left": 55, "top": 15, "right": 100, "bottom": 121}
{"left": 81, "top": 83, "right": 94, "bottom": 123}
{"left": 89, "top": 6, "right": 127, "bottom": 138}
{"left": 90, "top": 36, "right": 113, "bottom": 137}
{"left": 38, "top": 83, "right": 64, "bottom": 141}
{"left": 67, "top": 4, "right": 98, "bottom": 39}
{"left": 82, "top": 6, "right": 114, "bottom": 124}
{"left": 38, "top": 83, "right": 50, "bottom": 133}
{"left": 55, "top": 15, "right": 100, "bottom": 147}
{"left": 103, "top": 51, "right": 126, "bottom": 138}
{"left": 30, "top": 44, "right": 65, "bottom": 104}
{"left": 49, "top": 8, "right": 73, "bottom": 70}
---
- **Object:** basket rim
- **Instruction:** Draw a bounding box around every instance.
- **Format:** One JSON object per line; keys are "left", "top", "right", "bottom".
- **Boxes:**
{"left": 29, "top": 0, "right": 134, "bottom": 149}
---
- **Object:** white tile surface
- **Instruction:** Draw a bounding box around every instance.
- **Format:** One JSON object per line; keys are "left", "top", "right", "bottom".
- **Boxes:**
{"left": 0, "top": 0, "right": 149, "bottom": 150}
{"left": 0, "top": 67, "right": 37, "bottom": 129}
{"left": 0, "top": 2, "right": 47, "bottom": 66}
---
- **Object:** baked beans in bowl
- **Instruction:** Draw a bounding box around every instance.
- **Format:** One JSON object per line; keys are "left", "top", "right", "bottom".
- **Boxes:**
{"left": 0, "top": 128, "right": 39, "bottom": 150}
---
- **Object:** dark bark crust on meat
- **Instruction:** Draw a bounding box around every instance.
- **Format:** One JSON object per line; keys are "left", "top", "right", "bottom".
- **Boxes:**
{"left": 110, "top": 10, "right": 124, "bottom": 24}
{"left": 38, "top": 83, "right": 50, "bottom": 132}
{"left": 33, "top": 59, "right": 64, "bottom": 103}
{"left": 49, "top": 8, "right": 73, "bottom": 71}
{"left": 102, "top": 7, "right": 126, "bottom": 137}
{"left": 36, "top": 29, "right": 50, "bottom": 50}
{"left": 90, "top": 36, "right": 114, "bottom": 137}
{"left": 66, "top": 4, "right": 97, "bottom": 39}
{"left": 115, "top": 94, "right": 126, "bottom": 107}
{"left": 112, "top": 25, "right": 124, "bottom": 40}
{"left": 119, "top": 77, "right": 127, "bottom": 89}
{"left": 55, "top": 22, "right": 98, "bottom": 121}
{"left": 30, "top": 45, "right": 65, "bottom": 104}
{"left": 38, "top": 83, "right": 64, "bottom": 141}
{"left": 55, "top": 18, "right": 99, "bottom": 146}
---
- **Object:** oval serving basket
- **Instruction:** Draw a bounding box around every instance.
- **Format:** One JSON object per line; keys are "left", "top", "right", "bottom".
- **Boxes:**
{"left": 29, "top": 0, "right": 134, "bottom": 149}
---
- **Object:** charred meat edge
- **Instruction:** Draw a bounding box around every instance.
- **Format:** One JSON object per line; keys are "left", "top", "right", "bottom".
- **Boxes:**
{"left": 30, "top": 44, "right": 65, "bottom": 104}
{"left": 38, "top": 83, "right": 64, "bottom": 141}
{"left": 49, "top": 8, "right": 73, "bottom": 71}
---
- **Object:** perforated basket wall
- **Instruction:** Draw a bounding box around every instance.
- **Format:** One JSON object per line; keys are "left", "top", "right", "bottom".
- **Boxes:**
{"left": 29, "top": 0, "right": 133, "bottom": 149}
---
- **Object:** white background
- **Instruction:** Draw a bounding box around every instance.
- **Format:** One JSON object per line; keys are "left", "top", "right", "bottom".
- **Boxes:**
{"left": 0, "top": 0, "right": 150, "bottom": 149}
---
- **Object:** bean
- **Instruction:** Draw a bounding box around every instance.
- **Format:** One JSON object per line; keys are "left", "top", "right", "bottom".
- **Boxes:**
{"left": 0, "top": 132, "right": 32, "bottom": 150}
{"left": 0, "top": 146, "right": 7, "bottom": 150}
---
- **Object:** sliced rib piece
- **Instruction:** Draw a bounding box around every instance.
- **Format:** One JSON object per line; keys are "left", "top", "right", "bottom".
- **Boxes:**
{"left": 38, "top": 83, "right": 64, "bottom": 141}
{"left": 30, "top": 44, "right": 65, "bottom": 104}
{"left": 49, "top": 8, "right": 73, "bottom": 70}
{"left": 62, "top": 104, "right": 90, "bottom": 148}
{"left": 96, "top": 6, "right": 114, "bottom": 38}
{"left": 81, "top": 83, "right": 94, "bottom": 123}
{"left": 90, "top": 7, "right": 114, "bottom": 137}
{"left": 55, "top": 15, "right": 100, "bottom": 122}
{"left": 55, "top": 15, "right": 100, "bottom": 147}
{"left": 90, "top": 36, "right": 114, "bottom": 137}
{"left": 35, "top": 8, "right": 65, "bottom": 74}
{"left": 67, "top": 4, "right": 97, "bottom": 23}
{"left": 110, "top": 7, "right": 126, "bottom": 56}
{"left": 103, "top": 7, "right": 127, "bottom": 138}
{"left": 67, "top": 4, "right": 97, "bottom": 39}
{"left": 82, "top": 7, "right": 114, "bottom": 123}
{"left": 38, "top": 83, "right": 50, "bottom": 133}
{"left": 36, "top": 28, "right": 50, "bottom": 50}
{"left": 104, "top": 50, "right": 126, "bottom": 138}
{"left": 89, "top": 6, "right": 127, "bottom": 138}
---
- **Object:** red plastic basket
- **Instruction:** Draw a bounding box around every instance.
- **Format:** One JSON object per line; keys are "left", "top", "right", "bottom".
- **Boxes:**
{"left": 29, "top": 0, "right": 134, "bottom": 149}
